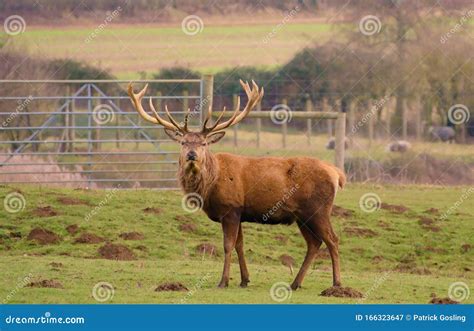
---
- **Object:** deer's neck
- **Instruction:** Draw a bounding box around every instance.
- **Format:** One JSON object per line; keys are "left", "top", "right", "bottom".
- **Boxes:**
{"left": 178, "top": 152, "right": 218, "bottom": 201}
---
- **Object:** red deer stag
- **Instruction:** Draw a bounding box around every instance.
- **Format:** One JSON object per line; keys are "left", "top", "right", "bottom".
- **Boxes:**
{"left": 128, "top": 80, "right": 345, "bottom": 290}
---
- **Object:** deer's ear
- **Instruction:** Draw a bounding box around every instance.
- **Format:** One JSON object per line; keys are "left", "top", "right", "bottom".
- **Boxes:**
{"left": 164, "top": 128, "right": 183, "bottom": 142}
{"left": 206, "top": 131, "right": 225, "bottom": 145}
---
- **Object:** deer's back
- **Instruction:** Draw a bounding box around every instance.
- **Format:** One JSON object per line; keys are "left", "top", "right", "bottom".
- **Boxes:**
{"left": 205, "top": 153, "right": 342, "bottom": 224}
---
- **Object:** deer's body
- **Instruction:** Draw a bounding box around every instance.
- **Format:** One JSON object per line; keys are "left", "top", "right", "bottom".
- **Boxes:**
{"left": 128, "top": 80, "right": 344, "bottom": 290}
{"left": 195, "top": 153, "right": 343, "bottom": 225}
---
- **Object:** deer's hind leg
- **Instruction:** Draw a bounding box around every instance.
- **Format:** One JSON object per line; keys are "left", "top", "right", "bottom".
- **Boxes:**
{"left": 312, "top": 209, "right": 341, "bottom": 287}
{"left": 291, "top": 221, "right": 323, "bottom": 290}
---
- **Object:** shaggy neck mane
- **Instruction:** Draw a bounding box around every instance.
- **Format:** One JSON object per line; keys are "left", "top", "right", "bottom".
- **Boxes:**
{"left": 178, "top": 151, "right": 218, "bottom": 201}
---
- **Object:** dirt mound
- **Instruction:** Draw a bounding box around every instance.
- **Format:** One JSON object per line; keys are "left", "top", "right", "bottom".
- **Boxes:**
{"left": 372, "top": 255, "right": 385, "bottom": 263}
{"left": 280, "top": 254, "right": 295, "bottom": 267}
{"left": 424, "top": 208, "right": 439, "bottom": 215}
{"left": 27, "top": 228, "right": 61, "bottom": 245}
{"left": 9, "top": 231, "right": 22, "bottom": 238}
{"left": 396, "top": 255, "right": 431, "bottom": 275}
{"left": 380, "top": 203, "right": 409, "bottom": 214}
{"left": 418, "top": 217, "right": 441, "bottom": 232}
{"left": 343, "top": 227, "right": 378, "bottom": 238}
{"left": 65, "top": 224, "right": 79, "bottom": 235}
{"left": 57, "top": 196, "right": 90, "bottom": 206}
{"left": 33, "top": 206, "right": 58, "bottom": 217}
{"left": 430, "top": 297, "right": 459, "bottom": 304}
{"left": 316, "top": 248, "right": 330, "bottom": 259}
{"left": 49, "top": 262, "right": 63, "bottom": 268}
{"left": 275, "top": 235, "right": 289, "bottom": 244}
{"left": 174, "top": 215, "right": 194, "bottom": 222}
{"left": 424, "top": 246, "right": 447, "bottom": 254}
{"left": 28, "top": 279, "right": 63, "bottom": 288}
{"left": 331, "top": 205, "right": 354, "bottom": 218}
{"left": 461, "top": 244, "right": 471, "bottom": 253}
{"left": 155, "top": 282, "right": 188, "bottom": 292}
{"left": 320, "top": 286, "right": 363, "bottom": 298}
{"left": 196, "top": 243, "right": 217, "bottom": 257}
{"left": 74, "top": 232, "right": 105, "bottom": 244}
{"left": 98, "top": 243, "right": 136, "bottom": 260}
{"left": 143, "top": 207, "right": 162, "bottom": 215}
{"left": 119, "top": 232, "right": 145, "bottom": 240}
{"left": 179, "top": 223, "right": 197, "bottom": 233}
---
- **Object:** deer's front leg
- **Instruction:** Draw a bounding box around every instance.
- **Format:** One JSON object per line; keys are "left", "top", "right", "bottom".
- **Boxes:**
{"left": 217, "top": 212, "right": 240, "bottom": 288}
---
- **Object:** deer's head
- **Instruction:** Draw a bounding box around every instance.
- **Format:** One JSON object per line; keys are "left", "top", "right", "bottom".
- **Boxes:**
{"left": 128, "top": 80, "right": 264, "bottom": 171}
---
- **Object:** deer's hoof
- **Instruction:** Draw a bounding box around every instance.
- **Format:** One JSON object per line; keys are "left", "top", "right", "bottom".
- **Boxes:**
{"left": 290, "top": 283, "right": 301, "bottom": 291}
{"left": 217, "top": 281, "right": 228, "bottom": 288}
{"left": 240, "top": 280, "right": 250, "bottom": 288}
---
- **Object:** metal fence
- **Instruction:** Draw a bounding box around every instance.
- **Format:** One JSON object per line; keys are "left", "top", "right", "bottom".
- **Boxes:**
{"left": 0, "top": 79, "right": 206, "bottom": 189}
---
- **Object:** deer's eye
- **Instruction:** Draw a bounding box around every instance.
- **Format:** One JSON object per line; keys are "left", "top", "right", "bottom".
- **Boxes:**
{"left": 201, "top": 143, "right": 207, "bottom": 146}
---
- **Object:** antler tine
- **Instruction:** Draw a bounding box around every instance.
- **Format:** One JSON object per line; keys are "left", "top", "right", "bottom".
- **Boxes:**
{"left": 183, "top": 108, "right": 191, "bottom": 132}
{"left": 164, "top": 104, "right": 186, "bottom": 131}
{"left": 210, "top": 80, "right": 263, "bottom": 132}
{"left": 205, "top": 106, "right": 228, "bottom": 133}
{"left": 146, "top": 97, "right": 183, "bottom": 132}
{"left": 128, "top": 83, "right": 182, "bottom": 132}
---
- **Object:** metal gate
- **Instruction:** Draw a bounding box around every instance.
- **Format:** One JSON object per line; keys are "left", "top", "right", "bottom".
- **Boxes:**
{"left": 0, "top": 79, "right": 206, "bottom": 189}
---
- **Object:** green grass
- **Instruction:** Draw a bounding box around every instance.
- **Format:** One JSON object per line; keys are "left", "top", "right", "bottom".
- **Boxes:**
{"left": 0, "top": 184, "right": 472, "bottom": 304}
{"left": 3, "top": 22, "right": 333, "bottom": 78}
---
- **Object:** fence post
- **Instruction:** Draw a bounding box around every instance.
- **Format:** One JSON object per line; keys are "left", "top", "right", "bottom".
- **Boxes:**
{"left": 68, "top": 86, "right": 75, "bottom": 152}
{"left": 368, "top": 100, "right": 374, "bottom": 147}
{"left": 93, "top": 89, "right": 101, "bottom": 151}
{"left": 402, "top": 99, "right": 408, "bottom": 140}
{"left": 201, "top": 75, "right": 214, "bottom": 126}
{"left": 116, "top": 98, "right": 121, "bottom": 148}
{"left": 256, "top": 101, "right": 261, "bottom": 148}
{"left": 183, "top": 90, "right": 189, "bottom": 114}
{"left": 335, "top": 112, "right": 346, "bottom": 170}
{"left": 282, "top": 98, "right": 288, "bottom": 148}
{"left": 347, "top": 100, "right": 355, "bottom": 147}
{"left": 233, "top": 93, "right": 238, "bottom": 147}
{"left": 323, "top": 98, "right": 332, "bottom": 137}
{"left": 305, "top": 94, "right": 312, "bottom": 146}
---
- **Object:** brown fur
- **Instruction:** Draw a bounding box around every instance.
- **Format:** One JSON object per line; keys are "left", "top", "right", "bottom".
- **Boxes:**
{"left": 176, "top": 133, "right": 345, "bottom": 289}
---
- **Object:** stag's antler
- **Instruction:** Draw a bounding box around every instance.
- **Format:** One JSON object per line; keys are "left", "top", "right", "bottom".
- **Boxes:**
{"left": 127, "top": 80, "right": 263, "bottom": 135}
{"left": 127, "top": 83, "right": 186, "bottom": 133}
{"left": 201, "top": 80, "right": 264, "bottom": 134}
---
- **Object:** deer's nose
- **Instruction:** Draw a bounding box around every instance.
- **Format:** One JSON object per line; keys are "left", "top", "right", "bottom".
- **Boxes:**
{"left": 186, "top": 151, "right": 197, "bottom": 161}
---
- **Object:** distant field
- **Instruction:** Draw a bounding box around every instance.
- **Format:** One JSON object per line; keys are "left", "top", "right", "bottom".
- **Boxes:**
{"left": 6, "top": 22, "right": 333, "bottom": 78}
{"left": 0, "top": 184, "right": 472, "bottom": 303}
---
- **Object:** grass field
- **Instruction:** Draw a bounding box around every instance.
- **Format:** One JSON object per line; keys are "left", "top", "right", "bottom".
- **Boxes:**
{"left": 4, "top": 22, "right": 333, "bottom": 78}
{"left": 0, "top": 183, "right": 472, "bottom": 304}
